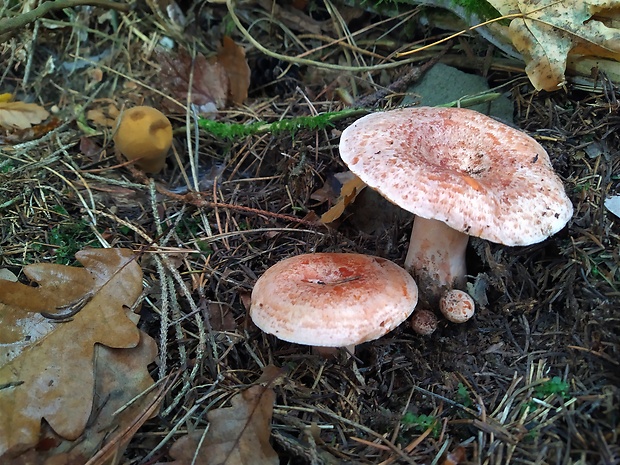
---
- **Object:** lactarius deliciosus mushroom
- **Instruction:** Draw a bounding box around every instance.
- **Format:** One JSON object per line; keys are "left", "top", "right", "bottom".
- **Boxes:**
{"left": 339, "top": 106, "right": 573, "bottom": 306}
{"left": 113, "top": 106, "right": 173, "bottom": 173}
{"left": 250, "top": 253, "right": 418, "bottom": 355}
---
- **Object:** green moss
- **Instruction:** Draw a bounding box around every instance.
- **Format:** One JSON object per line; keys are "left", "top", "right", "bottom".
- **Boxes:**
{"left": 198, "top": 108, "right": 365, "bottom": 140}
{"left": 49, "top": 220, "right": 97, "bottom": 264}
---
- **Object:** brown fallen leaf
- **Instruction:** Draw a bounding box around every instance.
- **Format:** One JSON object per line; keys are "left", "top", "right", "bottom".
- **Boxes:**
{"left": 202, "top": 301, "right": 237, "bottom": 331}
{"left": 0, "top": 248, "right": 143, "bottom": 459}
{"left": 157, "top": 37, "right": 250, "bottom": 114}
{"left": 0, "top": 117, "right": 62, "bottom": 145}
{"left": 31, "top": 330, "right": 159, "bottom": 465}
{"left": 164, "top": 385, "right": 279, "bottom": 465}
{"left": 158, "top": 48, "right": 228, "bottom": 113}
{"left": 0, "top": 101, "right": 49, "bottom": 129}
{"left": 217, "top": 36, "right": 251, "bottom": 107}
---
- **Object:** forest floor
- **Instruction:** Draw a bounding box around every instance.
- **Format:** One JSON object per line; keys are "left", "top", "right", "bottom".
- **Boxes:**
{"left": 0, "top": 1, "right": 619, "bottom": 464}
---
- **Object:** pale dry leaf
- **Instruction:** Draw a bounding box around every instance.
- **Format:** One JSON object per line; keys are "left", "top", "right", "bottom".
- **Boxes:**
{"left": 320, "top": 172, "right": 367, "bottom": 224}
{"left": 0, "top": 101, "right": 49, "bottom": 130}
{"left": 165, "top": 385, "right": 278, "bottom": 465}
{"left": 605, "top": 194, "right": 620, "bottom": 218}
{"left": 489, "top": 0, "right": 620, "bottom": 90}
{"left": 0, "top": 248, "right": 143, "bottom": 460}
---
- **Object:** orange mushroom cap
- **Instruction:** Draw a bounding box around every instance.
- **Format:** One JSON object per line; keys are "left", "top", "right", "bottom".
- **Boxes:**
{"left": 410, "top": 308, "right": 439, "bottom": 336}
{"left": 439, "top": 289, "right": 475, "bottom": 323}
{"left": 113, "top": 106, "right": 172, "bottom": 173}
{"left": 250, "top": 253, "right": 418, "bottom": 348}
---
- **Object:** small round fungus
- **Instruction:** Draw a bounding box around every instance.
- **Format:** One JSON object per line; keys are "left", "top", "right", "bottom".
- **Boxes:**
{"left": 440, "top": 289, "right": 475, "bottom": 324}
{"left": 113, "top": 106, "right": 173, "bottom": 173}
{"left": 339, "top": 107, "right": 573, "bottom": 304}
{"left": 250, "top": 253, "right": 418, "bottom": 351}
{"left": 410, "top": 309, "right": 438, "bottom": 336}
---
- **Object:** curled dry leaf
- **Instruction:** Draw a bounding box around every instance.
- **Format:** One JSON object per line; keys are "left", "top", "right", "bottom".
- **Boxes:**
{"left": 0, "top": 248, "right": 143, "bottom": 459}
{"left": 164, "top": 385, "right": 278, "bottom": 465}
{"left": 488, "top": 0, "right": 620, "bottom": 91}
{"left": 314, "top": 171, "right": 366, "bottom": 224}
{"left": 0, "top": 101, "right": 49, "bottom": 130}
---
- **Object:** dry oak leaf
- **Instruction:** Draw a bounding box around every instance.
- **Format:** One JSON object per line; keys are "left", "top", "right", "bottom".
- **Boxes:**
{"left": 0, "top": 248, "right": 143, "bottom": 459}
{"left": 488, "top": 0, "right": 620, "bottom": 91}
{"left": 165, "top": 385, "right": 278, "bottom": 465}
{"left": 0, "top": 101, "right": 49, "bottom": 130}
{"left": 30, "top": 330, "right": 159, "bottom": 465}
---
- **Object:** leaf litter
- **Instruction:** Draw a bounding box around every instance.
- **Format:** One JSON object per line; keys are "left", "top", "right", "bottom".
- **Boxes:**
{"left": 0, "top": 248, "right": 152, "bottom": 460}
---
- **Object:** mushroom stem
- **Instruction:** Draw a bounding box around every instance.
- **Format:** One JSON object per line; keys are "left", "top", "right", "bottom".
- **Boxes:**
{"left": 404, "top": 217, "right": 469, "bottom": 306}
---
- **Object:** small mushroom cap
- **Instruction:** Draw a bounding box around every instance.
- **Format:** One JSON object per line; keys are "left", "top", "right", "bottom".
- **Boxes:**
{"left": 440, "top": 289, "right": 475, "bottom": 323}
{"left": 250, "top": 253, "right": 418, "bottom": 347}
{"left": 340, "top": 107, "right": 573, "bottom": 246}
{"left": 113, "top": 106, "right": 173, "bottom": 173}
{"left": 410, "top": 309, "right": 438, "bottom": 336}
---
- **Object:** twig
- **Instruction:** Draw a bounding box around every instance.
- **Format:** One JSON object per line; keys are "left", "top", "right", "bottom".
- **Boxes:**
{"left": 159, "top": 186, "right": 323, "bottom": 228}
{"left": 0, "top": 0, "right": 130, "bottom": 42}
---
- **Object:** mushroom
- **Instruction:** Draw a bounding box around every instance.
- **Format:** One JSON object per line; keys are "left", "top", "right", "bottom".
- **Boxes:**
{"left": 250, "top": 253, "right": 418, "bottom": 355}
{"left": 339, "top": 107, "right": 573, "bottom": 305}
{"left": 440, "top": 289, "right": 475, "bottom": 323}
{"left": 113, "top": 106, "right": 173, "bottom": 173}
{"left": 410, "top": 308, "right": 438, "bottom": 336}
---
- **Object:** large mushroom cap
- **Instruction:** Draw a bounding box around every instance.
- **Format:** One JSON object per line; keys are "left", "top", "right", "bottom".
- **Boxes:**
{"left": 340, "top": 107, "right": 573, "bottom": 246}
{"left": 250, "top": 253, "right": 418, "bottom": 347}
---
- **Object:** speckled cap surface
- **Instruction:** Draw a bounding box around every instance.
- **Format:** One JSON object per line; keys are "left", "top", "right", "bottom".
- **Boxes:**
{"left": 250, "top": 253, "right": 418, "bottom": 347}
{"left": 339, "top": 107, "right": 573, "bottom": 246}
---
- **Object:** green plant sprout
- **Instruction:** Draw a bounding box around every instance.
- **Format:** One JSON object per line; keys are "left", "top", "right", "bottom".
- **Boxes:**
{"left": 401, "top": 413, "right": 441, "bottom": 438}
{"left": 456, "top": 382, "right": 473, "bottom": 408}
{"left": 522, "top": 376, "right": 572, "bottom": 415}
{"left": 535, "top": 376, "right": 570, "bottom": 400}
